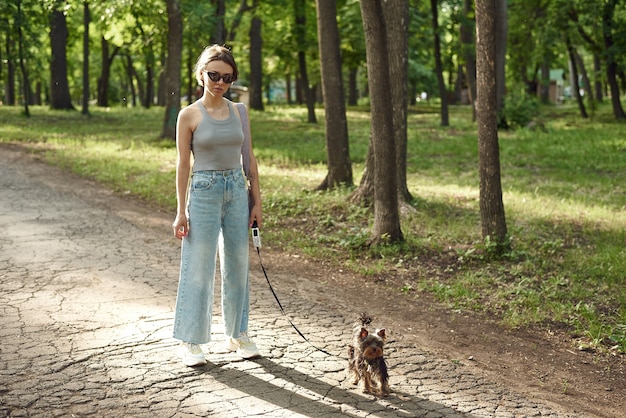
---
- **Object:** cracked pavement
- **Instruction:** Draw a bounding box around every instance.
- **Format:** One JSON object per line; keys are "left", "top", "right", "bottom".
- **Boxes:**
{"left": 0, "top": 144, "right": 586, "bottom": 417}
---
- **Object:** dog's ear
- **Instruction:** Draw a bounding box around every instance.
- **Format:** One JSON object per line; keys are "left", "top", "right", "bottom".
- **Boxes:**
{"left": 359, "top": 327, "right": 369, "bottom": 340}
{"left": 376, "top": 328, "right": 386, "bottom": 341}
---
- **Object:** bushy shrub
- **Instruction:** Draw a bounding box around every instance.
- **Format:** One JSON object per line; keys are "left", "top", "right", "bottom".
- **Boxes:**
{"left": 504, "top": 91, "right": 540, "bottom": 129}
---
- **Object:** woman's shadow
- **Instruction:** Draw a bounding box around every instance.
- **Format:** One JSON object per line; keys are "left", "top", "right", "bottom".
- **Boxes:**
{"left": 188, "top": 354, "right": 467, "bottom": 417}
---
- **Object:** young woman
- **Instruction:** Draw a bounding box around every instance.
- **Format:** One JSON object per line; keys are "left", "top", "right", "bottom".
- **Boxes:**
{"left": 171, "top": 45, "right": 262, "bottom": 366}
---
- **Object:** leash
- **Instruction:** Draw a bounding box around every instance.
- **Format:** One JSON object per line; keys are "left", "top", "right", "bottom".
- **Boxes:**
{"left": 251, "top": 222, "right": 334, "bottom": 357}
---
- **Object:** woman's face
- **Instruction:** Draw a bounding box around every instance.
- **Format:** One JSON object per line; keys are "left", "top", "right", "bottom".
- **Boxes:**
{"left": 202, "top": 60, "right": 235, "bottom": 97}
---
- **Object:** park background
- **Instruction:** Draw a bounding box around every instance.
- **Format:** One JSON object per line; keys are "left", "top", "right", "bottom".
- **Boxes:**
{"left": 1, "top": 0, "right": 624, "bottom": 359}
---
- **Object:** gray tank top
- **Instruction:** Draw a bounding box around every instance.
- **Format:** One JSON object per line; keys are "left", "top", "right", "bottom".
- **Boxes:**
{"left": 191, "top": 100, "right": 244, "bottom": 172}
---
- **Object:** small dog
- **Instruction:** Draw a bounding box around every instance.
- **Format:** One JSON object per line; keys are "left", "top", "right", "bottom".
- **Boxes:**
{"left": 347, "top": 312, "right": 390, "bottom": 396}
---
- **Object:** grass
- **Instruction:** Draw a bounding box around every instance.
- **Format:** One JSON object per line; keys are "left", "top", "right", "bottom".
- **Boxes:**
{"left": 1, "top": 102, "right": 624, "bottom": 355}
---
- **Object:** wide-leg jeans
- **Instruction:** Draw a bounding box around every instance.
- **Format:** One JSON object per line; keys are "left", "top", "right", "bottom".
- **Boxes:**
{"left": 173, "top": 168, "right": 250, "bottom": 344}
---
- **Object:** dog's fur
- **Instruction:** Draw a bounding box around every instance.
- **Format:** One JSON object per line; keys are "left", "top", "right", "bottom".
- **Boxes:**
{"left": 347, "top": 312, "right": 390, "bottom": 396}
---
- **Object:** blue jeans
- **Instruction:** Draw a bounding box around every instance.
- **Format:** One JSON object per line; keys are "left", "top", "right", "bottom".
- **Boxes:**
{"left": 173, "top": 169, "right": 250, "bottom": 344}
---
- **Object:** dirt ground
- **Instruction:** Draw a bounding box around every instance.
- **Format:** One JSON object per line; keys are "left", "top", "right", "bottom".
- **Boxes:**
{"left": 259, "top": 249, "right": 624, "bottom": 417}
{"left": 7, "top": 143, "right": 624, "bottom": 417}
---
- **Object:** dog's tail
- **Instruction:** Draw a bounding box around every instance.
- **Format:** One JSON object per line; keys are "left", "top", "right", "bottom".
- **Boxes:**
{"left": 357, "top": 312, "right": 373, "bottom": 326}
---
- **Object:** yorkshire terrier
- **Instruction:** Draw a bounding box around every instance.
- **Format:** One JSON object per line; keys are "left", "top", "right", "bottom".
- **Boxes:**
{"left": 347, "top": 312, "right": 390, "bottom": 396}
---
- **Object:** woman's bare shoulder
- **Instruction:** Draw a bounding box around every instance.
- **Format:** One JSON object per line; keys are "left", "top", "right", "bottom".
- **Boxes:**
{"left": 180, "top": 102, "right": 201, "bottom": 116}
{"left": 178, "top": 102, "right": 202, "bottom": 125}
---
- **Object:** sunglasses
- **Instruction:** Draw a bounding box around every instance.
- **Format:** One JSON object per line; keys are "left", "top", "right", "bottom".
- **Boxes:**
{"left": 204, "top": 71, "right": 236, "bottom": 84}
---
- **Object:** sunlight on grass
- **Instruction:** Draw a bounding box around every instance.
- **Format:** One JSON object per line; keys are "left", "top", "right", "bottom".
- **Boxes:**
{"left": 263, "top": 164, "right": 328, "bottom": 190}
{"left": 506, "top": 191, "right": 625, "bottom": 232}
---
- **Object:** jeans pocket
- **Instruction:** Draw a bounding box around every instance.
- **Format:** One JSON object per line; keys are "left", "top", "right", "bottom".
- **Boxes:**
{"left": 236, "top": 173, "right": 248, "bottom": 190}
{"left": 192, "top": 177, "right": 215, "bottom": 192}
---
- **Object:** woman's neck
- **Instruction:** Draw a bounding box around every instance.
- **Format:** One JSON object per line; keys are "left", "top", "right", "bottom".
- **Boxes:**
{"left": 200, "top": 95, "right": 229, "bottom": 120}
{"left": 201, "top": 94, "right": 224, "bottom": 108}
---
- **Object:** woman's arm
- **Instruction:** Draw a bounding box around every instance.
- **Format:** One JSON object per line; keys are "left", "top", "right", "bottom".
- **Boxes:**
{"left": 247, "top": 150, "right": 262, "bottom": 228}
{"left": 243, "top": 111, "right": 263, "bottom": 228}
{"left": 172, "top": 108, "right": 194, "bottom": 239}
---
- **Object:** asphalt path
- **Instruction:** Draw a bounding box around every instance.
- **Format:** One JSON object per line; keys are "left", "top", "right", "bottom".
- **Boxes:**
{"left": 0, "top": 144, "right": 586, "bottom": 417}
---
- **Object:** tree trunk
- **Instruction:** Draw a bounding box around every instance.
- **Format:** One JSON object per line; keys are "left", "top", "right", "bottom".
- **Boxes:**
{"left": 34, "top": 81, "right": 42, "bottom": 105}
{"left": 49, "top": 4, "right": 74, "bottom": 110}
{"left": 315, "top": 0, "right": 352, "bottom": 190}
{"left": 145, "top": 54, "right": 154, "bottom": 108}
{"left": 476, "top": 0, "right": 508, "bottom": 253}
{"left": 97, "top": 38, "right": 120, "bottom": 107}
{"left": 566, "top": 38, "right": 587, "bottom": 119}
{"left": 161, "top": 0, "right": 182, "bottom": 139}
{"left": 125, "top": 54, "right": 137, "bottom": 107}
{"left": 5, "top": 33, "right": 16, "bottom": 106}
{"left": 17, "top": 0, "right": 30, "bottom": 116}
{"left": 97, "top": 38, "right": 109, "bottom": 107}
{"left": 211, "top": 0, "right": 227, "bottom": 44}
{"left": 285, "top": 75, "right": 292, "bottom": 104}
{"left": 602, "top": 0, "right": 626, "bottom": 120}
{"left": 593, "top": 54, "right": 603, "bottom": 102}
{"left": 495, "top": 0, "right": 507, "bottom": 128}
{"left": 129, "top": 57, "right": 145, "bottom": 107}
{"left": 573, "top": 49, "right": 593, "bottom": 112}
{"left": 348, "top": 67, "right": 358, "bottom": 106}
{"left": 294, "top": 0, "right": 317, "bottom": 123}
{"left": 382, "top": 0, "right": 411, "bottom": 205}
{"left": 81, "top": 1, "right": 90, "bottom": 115}
{"left": 351, "top": 149, "right": 375, "bottom": 208}
{"left": 185, "top": 49, "right": 193, "bottom": 106}
{"left": 431, "top": 0, "right": 449, "bottom": 126}
{"left": 352, "top": 0, "right": 410, "bottom": 210}
{"left": 461, "top": 0, "right": 476, "bottom": 121}
{"left": 157, "top": 53, "right": 166, "bottom": 106}
{"left": 359, "top": 0, "right": 403, "bottom": 245}
{"left": 249, "top": 15, "right": 264, "bottom": 110}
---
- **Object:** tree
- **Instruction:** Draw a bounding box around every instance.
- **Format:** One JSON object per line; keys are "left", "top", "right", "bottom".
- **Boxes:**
{"left": 17, "top": 0, "right": 30, "bottom": 116}
{"left": 1, "top": 9, "right": 17, "bottom": 106}
{"left": 337, "top": 1, "right": 366, "bottom": 106}
{"left": 600, "top": 0, "right": 625, "bottom": 120}
{"left": 49, "top": 0, "right": 74, "bottom": 110}
{"left": 572, "top": 48, "right": 594, "bottom": 112}
{"left": 249, "top": 15, "right": 264, "bottom": 110}
{"left": 565, "top": 0, "right": 626, "bottom": 120}
{"left": 566, "top": 37, "right": 588, "bottom": 118}
{"left": 96, "top": 37, "right": 120, "bottom": 107}
{"left": 294, "top": 0, "right": 317, "bottom": 123}
{"left": 476, "top": 0, "right": 508, "bottom": 252}
{"left": 211, "top": 0, "right": 226, "bottom": 44}
{"left": 358, "top": 0, "right": 403, "bottom": 245}
{"left": 128, "top": 0, "right": 164, "bottom": 109}
{"left": 431, "top": 0, "right": 449, "bottom": 126}
{"left": 315, "top": 0, "right": 352, "bottom": 190}
{"left": 460, "top": 0, "right": 476, "bottom": 120}
{"left": 161, "top": 0, "right": 182, "bottom": 139}
{"left": 382, "top": 0, "right": 411, "bottom": 205}
{"left": 81, "top": 0, "right": 90, "bottom": 115}
{"left": 508, "top": 0, "right": 554, "bottom": 100}
{"left": 495, "top": 0, "right": 507, "bottom": 127}
{"left": 5, "top": 0, "right": 44, "bottom": 107}
{"left": 352, "top": 0, "right": 411, "bottom": 211}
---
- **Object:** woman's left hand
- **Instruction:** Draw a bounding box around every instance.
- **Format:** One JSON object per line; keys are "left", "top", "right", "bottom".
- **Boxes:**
{"left": 249, "top": 205, "right": 263, "bottom": 229}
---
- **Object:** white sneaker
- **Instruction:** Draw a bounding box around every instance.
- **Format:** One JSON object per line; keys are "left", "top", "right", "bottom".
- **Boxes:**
{"left": 224, "top": 332, "right": 260, "bottom": 359}
{"left": 178, "top": 342, "right": 206, "bottom": 367}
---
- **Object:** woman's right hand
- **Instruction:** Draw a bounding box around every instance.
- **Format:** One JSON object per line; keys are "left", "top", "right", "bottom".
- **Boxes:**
{"left": 172, "top": 214, "right": 189, "bottom": 240}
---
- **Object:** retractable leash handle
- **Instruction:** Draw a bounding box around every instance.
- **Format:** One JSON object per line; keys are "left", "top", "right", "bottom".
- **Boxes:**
{"left": 251, "top": 220, "right": 261, "bottom": 248}
{"left": 250, "top": 222, "right": 335, "bottom": 357}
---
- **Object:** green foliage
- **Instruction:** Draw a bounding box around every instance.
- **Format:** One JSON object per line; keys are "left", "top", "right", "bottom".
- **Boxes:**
{"left": 503, "top": 89, "right": 540, "bottom": 129}
{"left": 1, "top": 103, "right": 624, "bottom": 357}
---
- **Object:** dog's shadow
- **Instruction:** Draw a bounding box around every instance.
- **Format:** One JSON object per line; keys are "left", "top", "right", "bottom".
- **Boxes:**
{"left": 192, "top": 354, "right": 465, "bottom": 417}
